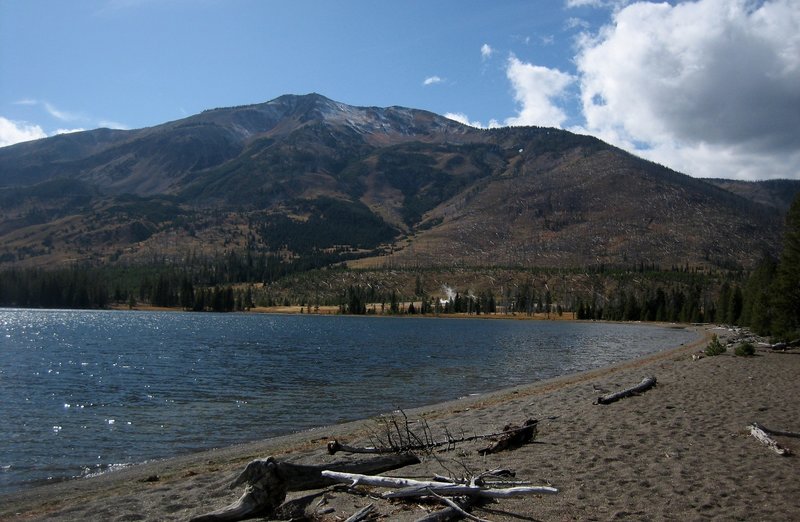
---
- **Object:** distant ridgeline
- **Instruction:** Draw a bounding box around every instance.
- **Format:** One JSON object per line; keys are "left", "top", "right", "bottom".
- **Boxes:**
{"left": 0, "top": 94, "right": 798, "bottom": 338}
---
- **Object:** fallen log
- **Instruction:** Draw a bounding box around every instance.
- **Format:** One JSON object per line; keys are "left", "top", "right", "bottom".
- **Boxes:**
{"left": 319, "top": 470, "right": 558, "bottom": 499}
{"left": 752, "top": 422, "right": 800, "bottom": 439}
{"left": 190, "top": 453, "right": 419, "bottom": 522}
{"left": 748, "top": 423, "right": 792, "bottom": 456}
{"left": 765, "top": 339, "right": 800, "bottom": 350}
{"left": 595, "top": 376, "right": 657, "bottom": 405}
{"left": 477, "top": 419, "right": 538, "bottom": 455}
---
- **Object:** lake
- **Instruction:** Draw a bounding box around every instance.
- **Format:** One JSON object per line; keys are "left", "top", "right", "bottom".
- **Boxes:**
{"left": 0, "top": 309, "right": 698, "bottom": 494}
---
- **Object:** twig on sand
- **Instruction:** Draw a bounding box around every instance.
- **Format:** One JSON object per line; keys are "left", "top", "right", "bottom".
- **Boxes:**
{"left": 329, "top": 416, "right": 539, "bottom": 455}
{"left": 344, "top": 503, "right": 376, "bottom": 522}
{"left": 422, "top": 490, "right": 490, "bottom": 522}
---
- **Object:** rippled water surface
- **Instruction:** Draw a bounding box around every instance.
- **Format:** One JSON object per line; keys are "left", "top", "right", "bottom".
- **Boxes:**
{"left": 0, "top": 309, "right": 698, "bottom": 493}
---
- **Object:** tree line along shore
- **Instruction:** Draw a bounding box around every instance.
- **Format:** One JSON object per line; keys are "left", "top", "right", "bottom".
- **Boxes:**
{"left": 2, "top": 195, "right": 798, "bottom": 341}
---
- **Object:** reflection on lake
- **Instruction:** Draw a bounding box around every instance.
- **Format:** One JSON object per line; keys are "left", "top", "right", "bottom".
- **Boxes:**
{"left": 0, "top": 309, "right": 698, "bottom": 493}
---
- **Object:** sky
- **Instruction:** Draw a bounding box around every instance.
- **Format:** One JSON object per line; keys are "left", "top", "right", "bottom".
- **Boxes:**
{"left": 1, "top": 0, "right": 798, "bottom": 180}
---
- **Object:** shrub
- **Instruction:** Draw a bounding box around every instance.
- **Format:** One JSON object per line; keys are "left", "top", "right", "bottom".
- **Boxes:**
{"left": 705, "top": 334, "right": 726, "bottom": 356}
{"left": 734, "top": 342, "right": 756, "bottom": 357}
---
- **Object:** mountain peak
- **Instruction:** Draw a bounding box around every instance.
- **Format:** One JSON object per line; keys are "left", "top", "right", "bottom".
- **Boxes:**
{"left": 256, "top": 92, "right": 466, "bottom": 140}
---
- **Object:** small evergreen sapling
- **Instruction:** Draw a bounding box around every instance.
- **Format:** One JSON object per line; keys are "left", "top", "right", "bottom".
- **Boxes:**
{"left": 734, "top": 342, "right": 756, "bottom": 357}
{"left": 705, "top": 334, "right": 726, "bottom": 356}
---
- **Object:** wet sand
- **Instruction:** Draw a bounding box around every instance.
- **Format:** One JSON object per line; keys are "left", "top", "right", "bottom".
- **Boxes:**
{"left": 2, "top": 324, "right": 799, "bottom": 521}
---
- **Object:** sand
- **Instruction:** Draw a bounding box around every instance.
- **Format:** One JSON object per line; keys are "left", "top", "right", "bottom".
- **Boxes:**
{"left": 2, "top": 324, "right": 799, "bottom": 521}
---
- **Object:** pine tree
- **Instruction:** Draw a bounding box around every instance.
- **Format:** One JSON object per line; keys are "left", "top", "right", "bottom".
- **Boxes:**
{"left": 728, "top": 286, "right": 743, "bottom": 324}
{"left": 773, "top": 194, "right": 800, "bottom": 338}
{"left": 741, "top": 256, "right": 777, "bottom": 335}
{"left": 717, "top": 281, "right": 731, "bottom": 325}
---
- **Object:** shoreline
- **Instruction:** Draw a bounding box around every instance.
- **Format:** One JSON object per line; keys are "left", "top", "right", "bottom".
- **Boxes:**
{"left": 3, "top": 324, "right": 800, "bottom": 520}
{"left": 110, "top": 301, "right": 582, "bottom": 320}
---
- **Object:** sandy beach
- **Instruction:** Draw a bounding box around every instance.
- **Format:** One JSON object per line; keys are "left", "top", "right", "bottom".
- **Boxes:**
{"left": 2, "top": 324, "right": 799, "bottom": 521}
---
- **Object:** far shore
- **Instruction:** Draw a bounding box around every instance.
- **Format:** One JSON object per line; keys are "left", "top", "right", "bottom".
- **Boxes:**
{"left": 3, "top": 323, "right": 798, "bottom": 521}
{"left": 112, "top": 302, "right": 580, "bottom": 320}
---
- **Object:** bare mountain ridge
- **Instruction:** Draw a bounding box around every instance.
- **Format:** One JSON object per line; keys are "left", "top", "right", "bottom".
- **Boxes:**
{"left": 0, "top": 93, "right": 793, "bottom": 270}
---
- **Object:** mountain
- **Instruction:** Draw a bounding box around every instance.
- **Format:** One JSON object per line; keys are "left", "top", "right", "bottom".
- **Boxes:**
{"left": 703, "top": 178, "right": 800, "bottom": 214}
{"left": 0, "top": 93, "right": 794, "bottom": 271}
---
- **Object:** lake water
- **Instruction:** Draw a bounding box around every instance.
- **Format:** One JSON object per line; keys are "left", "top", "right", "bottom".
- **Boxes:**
{"left": 0, "top": 309, "right": 698, "bottom": 494}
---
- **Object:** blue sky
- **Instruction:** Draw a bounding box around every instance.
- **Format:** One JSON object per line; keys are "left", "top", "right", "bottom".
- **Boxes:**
{"left": 1, "top": 0, "right": 798, "bottom": 180}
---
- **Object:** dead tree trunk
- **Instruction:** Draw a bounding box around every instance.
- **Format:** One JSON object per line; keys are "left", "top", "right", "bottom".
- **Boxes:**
{"left": 595, "top": 376, "right": 657, "bottom": 405}
{"left": 190, "top": 453, "right": 419, "bottom": 522}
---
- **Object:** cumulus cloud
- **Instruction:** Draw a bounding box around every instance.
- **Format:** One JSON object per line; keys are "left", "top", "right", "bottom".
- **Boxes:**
{"left": 423, "top": 75, "right": 444, "bottom": 86}
{"left": 445, "top": 112, "right": 482, "bottom": 128}
{"left": 481, "top": 43, "right": 494, "bottom": 60}
{"left": 573, "top": 0, "right": 800, "bottom": 179}
{"left": 54, "top": 128, "right": 86, "bottom": 135}
{"left": 504, "top": 56, "right": 575, "bottom": 128}
{"left": 0, "top": 117, "right": 47, "bottom": 147}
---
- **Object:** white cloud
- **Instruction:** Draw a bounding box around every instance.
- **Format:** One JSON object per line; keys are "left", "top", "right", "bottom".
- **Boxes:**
{"left": 423, "top": 75, "right": 444, "bottom": 86}
{"left": 43, "top": 101, "right": 82, "bottom": 122}
{"left": 481, "top": 43, "right": 494, "bottom": 60}
{"left": 565, "top": 0, "right": 605, "bottom": 7}
{"left": 444, "top": 112, "right": 483, "bottom": 128}
{"left": 7, "top": 98, "right": 129, "bottom": 133}
{"left": 565, "top": 17, "right": 590, "bottom": 30}
{"left": 504, "top": 56, "right": 575, "bottom": 128}
{"left": 573, "top": 0, "right": 800, "bottom": 180}
{"left": 55, "top": 128, "right": 86, "bottom": 135}
{"left": 565, "top": 0, "right": 633, "bottom": 10}
{"left": 97, "top": 120, "right": 129, "bottom": 130}
{"left": 0, "top": 117, "right": 47, "bottom": 147}
{"left": 443, "top": 112, "right": 502, "bottom": 129}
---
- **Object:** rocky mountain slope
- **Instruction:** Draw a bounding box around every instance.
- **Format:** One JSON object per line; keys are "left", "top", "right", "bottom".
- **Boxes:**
{"left": 0, "top": 93, "right": 793, "bottom": 270}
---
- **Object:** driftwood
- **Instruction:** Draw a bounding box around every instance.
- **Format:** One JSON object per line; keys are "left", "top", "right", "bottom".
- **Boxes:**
{"left": 595, "top": 376, "right": 657, "bottom": 405}
{"left": 190, "top": 453, "right": 419, "bottom": 522}
{"left": 329, "top": 418, "right": 539, "bottom": 455}
{"left": 319, "top": 470, "right": 559, "bottom": 499}
{"left": 752, "top": 422, "right": 800, "bottom": 439}
{"left": 763, "top": 338, "right": 800, "bottom": 350}
{"left": 749, "top": 423, "right": 792, "bottom": 456}
{"left": 477, "top": 419, "right": 538, "bottom": 455}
